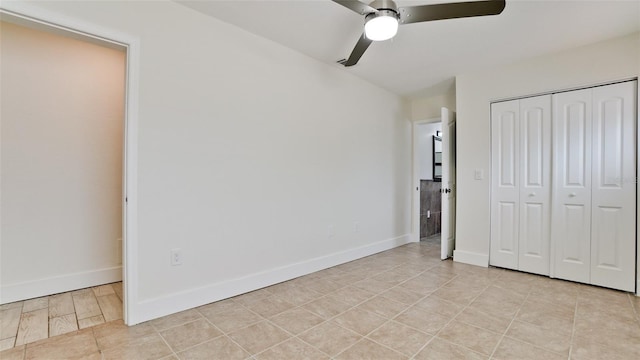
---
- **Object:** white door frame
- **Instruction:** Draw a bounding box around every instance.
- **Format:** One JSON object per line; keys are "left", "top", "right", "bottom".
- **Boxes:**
{"left": 0, "top": 3, "right": 141, "bottom": 324}
{"left": 412, "top": 117, "right": 442, "bottom": 242}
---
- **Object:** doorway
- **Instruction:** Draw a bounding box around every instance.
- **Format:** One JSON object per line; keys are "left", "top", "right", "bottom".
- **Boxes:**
{"left": 0, "top": 4, "right": 139, "bottom": 329}
{"left": 412, "top": 108, "right": 457, "bottom": 259}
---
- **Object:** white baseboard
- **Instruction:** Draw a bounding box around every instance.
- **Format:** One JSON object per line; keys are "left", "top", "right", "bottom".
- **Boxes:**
{"left": 636, "top": 279, "right": 640, "bottom": 296}
{"left": 129, "top": 234, "right": 411, "bottom": 325}
{"left": 453, "top": 250, "right": 489, "bottom": 267}
{"left": 1, "top": 266, "right": 122, "bottom": 304}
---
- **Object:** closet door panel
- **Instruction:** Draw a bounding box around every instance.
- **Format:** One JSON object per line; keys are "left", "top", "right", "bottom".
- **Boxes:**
{"left": 490, "top": 100, "right": 519, "bottom": 269}
{"left": 552, "top": 89, "right": 592, "bottom": 283}
{"left": 519, "top": 95, "right": 551, "bottom": 275}
{"left": 590, "top": 81, "right": 636, "bottom": 291}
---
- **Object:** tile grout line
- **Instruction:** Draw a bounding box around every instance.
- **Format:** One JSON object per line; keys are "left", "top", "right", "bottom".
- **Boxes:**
{"left": 487, "top": 290, "right": 531, "bottom": 360}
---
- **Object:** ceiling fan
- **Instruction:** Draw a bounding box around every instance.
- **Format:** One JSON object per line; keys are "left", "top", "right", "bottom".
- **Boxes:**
{"left": 332, "top": 0, "right": 506, "bottom": 66}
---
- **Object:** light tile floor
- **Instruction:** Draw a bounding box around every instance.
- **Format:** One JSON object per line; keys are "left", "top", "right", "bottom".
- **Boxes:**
{"left": 0, "top": 282, "right": 123, "bottom": 351}
{"left": 1, "top": 241, "right": 639, "bottom": 359}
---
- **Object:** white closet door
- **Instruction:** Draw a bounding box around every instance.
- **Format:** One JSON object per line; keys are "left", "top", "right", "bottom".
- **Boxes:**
{"left": 490, "top": 100, "right": 520, "bottom": 269}
{"left": 518, "top": 95, "right": 551, "bottom": 275}
{"left": 552, "top": 88, "right": 592, "bottom": 283}
{"left": 590, "top": 81, "right": 636, "bottom": 291}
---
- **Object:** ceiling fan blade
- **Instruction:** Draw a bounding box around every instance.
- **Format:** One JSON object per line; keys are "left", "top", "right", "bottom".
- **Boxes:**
{"left": 331, "top": 0, "right": 377, "bottom": 15}
{"left": 342, "top": 33, "right": 373, "bottom": 67}
{"left": 399, "top": 0, "right": 506, "bottom": 25}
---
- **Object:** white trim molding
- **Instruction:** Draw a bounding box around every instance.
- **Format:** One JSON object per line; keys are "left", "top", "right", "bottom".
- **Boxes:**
{"left": 453, "top": 249, "right": 489, "bottom": 267}
{"left": 1, "top": 267, "right": 122, "bottom": 304}
{"left": 133, "top": 234, "right": 411, "bottom": 324}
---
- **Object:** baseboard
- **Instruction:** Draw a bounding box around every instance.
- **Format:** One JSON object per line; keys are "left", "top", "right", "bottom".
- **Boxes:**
{"left": 453, "top": 249, "right": 489, "bottom": 267}
{"left": 1, "top": 266, "right": 122, "bottom": 304}
{"left": 129, "top": 234, "right": 411, "bottom": 325}
{"left": 636, "top": 279, "right": 640, "bottom": 296}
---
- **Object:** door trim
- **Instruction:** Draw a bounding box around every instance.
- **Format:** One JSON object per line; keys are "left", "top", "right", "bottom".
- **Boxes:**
{"left": 0, "top": 2, "right": 142, "bottom": 323}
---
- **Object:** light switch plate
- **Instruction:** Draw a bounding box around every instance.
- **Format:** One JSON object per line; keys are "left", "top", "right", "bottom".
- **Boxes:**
{"left": 474, "top": 169, "right": 484, "bottom": 180}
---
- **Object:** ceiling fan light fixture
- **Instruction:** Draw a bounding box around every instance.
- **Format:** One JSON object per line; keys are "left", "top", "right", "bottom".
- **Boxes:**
{"left": 364, "top": 10, "right": 399, "bottom": 41}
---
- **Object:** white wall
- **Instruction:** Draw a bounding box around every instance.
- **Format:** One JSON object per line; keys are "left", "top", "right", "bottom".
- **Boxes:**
{"left": 416, "top": 123, "right": 442, "bottom": 180}
{"left": 454, "top": 32, "right": 640, "bottom": 274}
{"left": 0, "top": 21, "right": 125, "bottom": 302}
{"left": 410, "top": 86, "right": 456, "bottom": 121}
{"left": 5, "top": 1, "right": 412, "bottom": 322}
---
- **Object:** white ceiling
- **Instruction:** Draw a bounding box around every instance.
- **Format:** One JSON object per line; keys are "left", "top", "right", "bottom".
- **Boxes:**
{"left": 176, "top": 0, "right": 640, "bottom": 97}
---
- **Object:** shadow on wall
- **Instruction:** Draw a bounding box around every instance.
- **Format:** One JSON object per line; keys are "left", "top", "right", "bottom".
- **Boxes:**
{"left": 420, "top": 180, "right": 441, "bottom": 238}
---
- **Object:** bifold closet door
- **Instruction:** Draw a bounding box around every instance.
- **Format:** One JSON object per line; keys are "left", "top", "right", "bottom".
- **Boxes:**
{"left": 590, "top": 81, "right": 636, "bottom": 292}
{"left": 491, "top": 96, "right": 551, "bottom": 274}
{"left": 490, "top": 100, "right": 520, "bottom": 270}
{"left": 518, "top": 96, "right": 551, "bottom": 275}
{"left": 552, "top": 88, "right": 593, "bottom": 284}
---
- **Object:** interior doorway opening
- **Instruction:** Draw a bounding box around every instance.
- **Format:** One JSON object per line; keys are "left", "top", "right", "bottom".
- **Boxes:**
{"left": 0, "top": 3, "right": 138, "bottom": 336}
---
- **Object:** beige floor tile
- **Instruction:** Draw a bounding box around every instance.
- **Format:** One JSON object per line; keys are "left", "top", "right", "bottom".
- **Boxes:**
{"left": 159, "top": 318, "right": 222, "bottom": 352}
{"left": 415, "top": 338, "right": 487, "bottom": 360}
{"left": 0, "top": 337, "right": 16, "bottom": 352}
{"left": 203, "top": 307, "right": 263, "bottom": 333}
{"left": 437, "top": 321, "right": 502, "bottom": 356}
{"left": 303, "top": 278, "right": 345, "bottom": 294}
{"left": 96, "top": 294, "right": 123, "bottom": 322}
{"left": 492, "top": 337, "right": 565, "bottom": 360}
{"left": 21, "top": 298, "right": 48, "bottom": 313}
{"left": 571, "top": 335, "right": 639, "bottom": 360}
{"left": 506, "top": 320, "right": 571, "bottom": 355}
{"left": 332, "top": 308, "right": 386, "bottom": 336}
{"left": 572, "top": 322, "right": 640, "bottom": 355}
{"left": 326, "top": 286, "right": 375, "bottom": 307}
{"left": 335, "top": 338, "right": 407, "bottom": 360}
{"left": 112, "top": 282, "right": 123, "bottom": 299}
{"left": 357, "top": 296, "right": 408, "bottom": 319}
{"left": 0, "top": 307, "right": 22, "bottom": 340}
{"left": 303, "top": 296, "right": 351, "bottom": 320}
{"left": 24, "top": 330, "right": 98, "bottom": 360}
{"left": 49, "top": 313, "right": 78, "bottom": 337}
{"left": 150, "top": 309, "right": 202, "bottom": 331}
{"left": 0, "top": 302, "right": 23, "bottom": 312}
{"left": 432, "top": 283, "right": 484, "bottom": 306}
{"left": 454, "top": 308, "right": 511, "bottom": 334}
{"left": 177, "top": 335, "right": 250, "bottom": 360}
{"left": 271, "top": 285, "right": 322, "bottom": 306}
{"left": 232, "top": 289, "right": 273, "bottom": 306}
{"left": 352, "top": 278, "right": 397, "bottom": 294}
{"left": 255, "top": 338, "right": 328, "bottom": 360}
{"left": 0, "top": 344, "right": 25, "bottom": 360}
{"left": 269, "top": 307, "right": 324, "bottom": 335}
{"left": 15, "top": 309, "right": 48, "bottom": 346}
{"left": 93, "top": 320, "right": 156, "bottom": 350}
{"left": 367, "top": 320, "right": 432, "bottom": 357}
{"left": 227, "top": 321, "right": 289, "bottom": 354}
{"left": 197, "top": 299, "right": 238, "bottom": 318}
{"left": 78, "top": 315, "right": 105, "bottom": 329}
{"left": 299, "top": 321, "right": 362, "bottom": 356}
{"left": 71, "top": 289, "right": 101, "bottom": 320}
{"left": 394, "top": 305, "right": 452, "bottom": 335}
{"left": 414, "top": 295, "right": 463, "bottom": 318}
{"left": 244, "top": 296, "right": 294, "bottom": 318}
{"left": 101, "top": 333, "right": 173, "bottom": 360}
{"left": 92, "top": 284, "right": 115, "bottom": 297}
{"left": 398, "top": 273, "right": 450, "bottom": 295}
{"left": 379, "top": 286, "right": 425, "bottom": 305}
{"left": 47, "top": 293, "right": 75, "bottom": 319}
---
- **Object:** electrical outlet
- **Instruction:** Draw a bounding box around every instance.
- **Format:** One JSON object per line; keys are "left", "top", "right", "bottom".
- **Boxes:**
{"left": 427, "top": 210, "right": 431, "bottom": 218}
{"left": 353, "top": 222, "right": 360, "bottom": 233}
{"left": 328, "top": 225, "right": 335, "bottom": 238}
{"left": 170, "top": 248, "right": 182, "bottom": 266}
